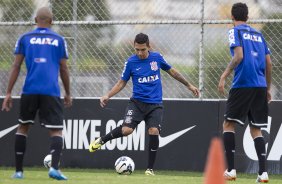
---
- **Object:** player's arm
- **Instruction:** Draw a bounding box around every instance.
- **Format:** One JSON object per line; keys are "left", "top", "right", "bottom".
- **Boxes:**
{"left": 100, "top": 79, "right": 127, "bottom": 108}
{"left": 166, "top": 68, "right": 199, "bottom": 97}
{"left": 218, "top": 46, "right": 243, "bottom": 95}
{"left": 265, "top": 54, "right": 272, "bottom": 102}
{"left": 1, "top": 54, "right": 24, "bottom": 111}
{"left": 60, "top": 58, "right": 72, "bottom": 107}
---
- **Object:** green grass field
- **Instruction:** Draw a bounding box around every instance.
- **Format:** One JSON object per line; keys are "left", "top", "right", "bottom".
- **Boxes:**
{"left": 1, "top": 167, "right": 282, "bottom": 184}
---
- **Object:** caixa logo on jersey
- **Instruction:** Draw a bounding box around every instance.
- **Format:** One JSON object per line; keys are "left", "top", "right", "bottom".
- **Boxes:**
{"left": 243, "top": 116, "right": 282, "bottom": 161}
{"left": 30, "top": 37, "right": 59, "bottom": 47}
{"left": 63, "top": 119, "right": 145, "bottom": 151}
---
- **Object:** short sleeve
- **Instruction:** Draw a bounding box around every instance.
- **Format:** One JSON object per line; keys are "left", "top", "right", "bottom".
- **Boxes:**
{"left": 159, "top": 53, "right": 172, "bottom": 71}
{"left": 60, "top": 38, "right": 69, "bottom": 59}
{"left": 121, "top": 60, "right": 131, "bottom": 81}
{"left": 262, "top": 36, "right": 271, "bottom": 55}
{"left": 228, "top": 28, "right": 241, "bottom": 48}
{"left": 14, "top": 36, "right": 24, "bottom": 55}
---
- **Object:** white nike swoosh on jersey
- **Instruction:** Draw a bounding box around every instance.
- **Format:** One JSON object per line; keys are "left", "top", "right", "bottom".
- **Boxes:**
{"left": 0, "top": 124, "right": 18, "bottom": 139}
{"left": 159, "top": 125, "right": 196, "bottom": 147}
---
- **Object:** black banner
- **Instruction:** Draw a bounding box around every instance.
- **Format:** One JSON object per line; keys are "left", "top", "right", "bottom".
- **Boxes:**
{"left": 0, "top": 98, "right": 281, "bottom": 173}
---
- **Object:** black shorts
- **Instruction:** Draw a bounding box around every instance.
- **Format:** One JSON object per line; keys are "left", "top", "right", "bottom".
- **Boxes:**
{"left": 122, "top": 98, "right": 163, "bottom": 132}
{"left": 19, "top": 94, "right": 64, "bottom": 129}
{"left": 224, "top": 88, "right": 268, "bottom": 128}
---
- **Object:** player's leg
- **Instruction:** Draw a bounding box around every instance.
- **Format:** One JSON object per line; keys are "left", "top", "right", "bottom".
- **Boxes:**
{"left": 223, "top": 121, "right": 236, "bottom": 180}
{"left": 249, "top": 88, "right": 268, "bottom": 183}
{"left": 48, "top": 129, "right": 67, "bottom": 180}
{"left": 250, "top": 126, "right": 268, "bottom": 183}
{"left": 39, "top": 95, "right": 67, "bottom": 180}
{"left": 12, "top": 94, "right": 38, "bottom": 179}
{"left": 48, "top": 129, "right": 63, "bottom": 170}
{"left": 250, "top": 127, "right": 267, "bottom": 175}
{"left": 89, "top": 126, "right": 135, "bottom": 152}
{"left": 103, "top": 126, "right": 134, "bottom": 143}
{"left": 13, "top": 124, "right": 30, "bottom": 179}
{"left": 144, "top": 104, "right": 163, "bottom": 176}
{"left": 145, "top": 127, "right": 159, "bottom": 176}
{"left": 223, "top": 88, "right": 254, "bottom": 180}
{"left": 89, "top": 99, "right": 142, "bottom": 152}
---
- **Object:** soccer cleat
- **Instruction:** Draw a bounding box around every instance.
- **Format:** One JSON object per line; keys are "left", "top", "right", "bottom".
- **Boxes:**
{"left": 145, "top": 169, "right": 155, "bottom": 176}
{"left": 256, "top": 172, "right": 269, "bottom": 183}
{"left": 48, "top": 167, "right": 68, "bottom": 180}
{"left": 89, "top": 137, "right": 103, "bottom": 152}
{"left": 11, "top": 171, "right": 24, "bottom": 179}
{"left": 224, "top": 169, "right": 236, "bottom": 181}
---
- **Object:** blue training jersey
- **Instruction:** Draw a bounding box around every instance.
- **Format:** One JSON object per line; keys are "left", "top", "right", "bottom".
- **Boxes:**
{"left": 121, "top": 51, "right": 172, "bottom": 103}
{"left": 14, "top": 27, "right": 68, "bottom": 97}
{"left": 228, "top": 24, "right": 270, "bottom": 88}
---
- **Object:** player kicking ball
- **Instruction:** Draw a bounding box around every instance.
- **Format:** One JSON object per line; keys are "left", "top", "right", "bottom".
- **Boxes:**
{"left": 89, "top": 33, "right": 199, "bottom": 175}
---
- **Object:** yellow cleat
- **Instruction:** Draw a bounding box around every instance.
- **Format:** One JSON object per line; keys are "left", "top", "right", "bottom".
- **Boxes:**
{"left": 89, "top": 137, "right": 103, "bottom": 152}
{"left": 145, "top": 169, "right": 155, "bottom": 176}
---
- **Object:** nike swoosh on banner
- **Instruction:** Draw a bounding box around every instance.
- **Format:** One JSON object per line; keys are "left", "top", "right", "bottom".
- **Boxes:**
{"left": 159, "top": 125, "right": 196, "bottom": 148}
{"left": 0, "top": 124, "right": 18, "bottom": 139}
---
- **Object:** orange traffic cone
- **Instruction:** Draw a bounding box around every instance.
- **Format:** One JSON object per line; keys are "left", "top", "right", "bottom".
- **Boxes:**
{"left": 203, "top": 137, "right": 226, "bottom": 184}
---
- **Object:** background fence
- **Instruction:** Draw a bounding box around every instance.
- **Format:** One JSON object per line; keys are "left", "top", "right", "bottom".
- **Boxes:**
{"left": 0, "top": 0, "right": 281, "bottom": 99}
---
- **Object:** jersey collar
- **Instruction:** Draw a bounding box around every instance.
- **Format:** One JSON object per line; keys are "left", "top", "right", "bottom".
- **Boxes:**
{"left": 35, "top": 27, "right": 51, "bottom": 32}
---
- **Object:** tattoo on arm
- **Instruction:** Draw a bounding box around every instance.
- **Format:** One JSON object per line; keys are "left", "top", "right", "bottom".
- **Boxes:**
{"left": 220, "top": 57, "right": 242, "bottom": 81}
{"left": 172, "top": 71, "right": 189, "bottom": 86}
{"left": 224, "top": 56, "right": 242, "bottom": 75}
{"left": 227, "top": 58, "right": 239, "bottom": 71}
{"left": 226, "top": 46, "right": 243, "bottom": 72}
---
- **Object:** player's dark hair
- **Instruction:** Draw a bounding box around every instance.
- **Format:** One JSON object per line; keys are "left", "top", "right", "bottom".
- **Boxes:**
{"left": 134, "top": 33, "right": 149, "bottom": 46}
{"left": 231, "top": 2, "right": 248, "bottom": 22}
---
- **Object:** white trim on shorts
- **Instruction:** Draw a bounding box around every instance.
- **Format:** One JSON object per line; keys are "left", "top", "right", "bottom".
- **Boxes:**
{"left": 223, "top": 131, "right": 235, "bottom": 134}
{"left": 16, "top": 133, "right": 27, "bottom": 137}
{"left": 250, "top": 121, "right": 268, "bottom": 127}
{"left": 253, "top": 136, "right": 263, "bottom": 140}
{"left": 18, "top": 119, "right": 34, "bottom": 124}
{"left": 226, "top": 117, "right": 244, "bottom": 125}
{"left": 44, "top": 125, "right": 63, "bottom": 129}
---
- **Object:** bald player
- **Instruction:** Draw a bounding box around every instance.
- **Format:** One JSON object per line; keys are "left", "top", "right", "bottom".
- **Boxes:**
{"left": 2, "top": 7, "right": 71, "bottom": 180}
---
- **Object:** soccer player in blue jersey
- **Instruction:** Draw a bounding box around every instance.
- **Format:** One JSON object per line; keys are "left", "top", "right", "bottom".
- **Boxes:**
{"left": 1, "top": 7, "right": 71, "bottom": 180}
{"left": 218, "top": 3, "right": 272, "bottom": 183}
{"left": 89, "top": 33, "right": 200, "bottom": 175}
